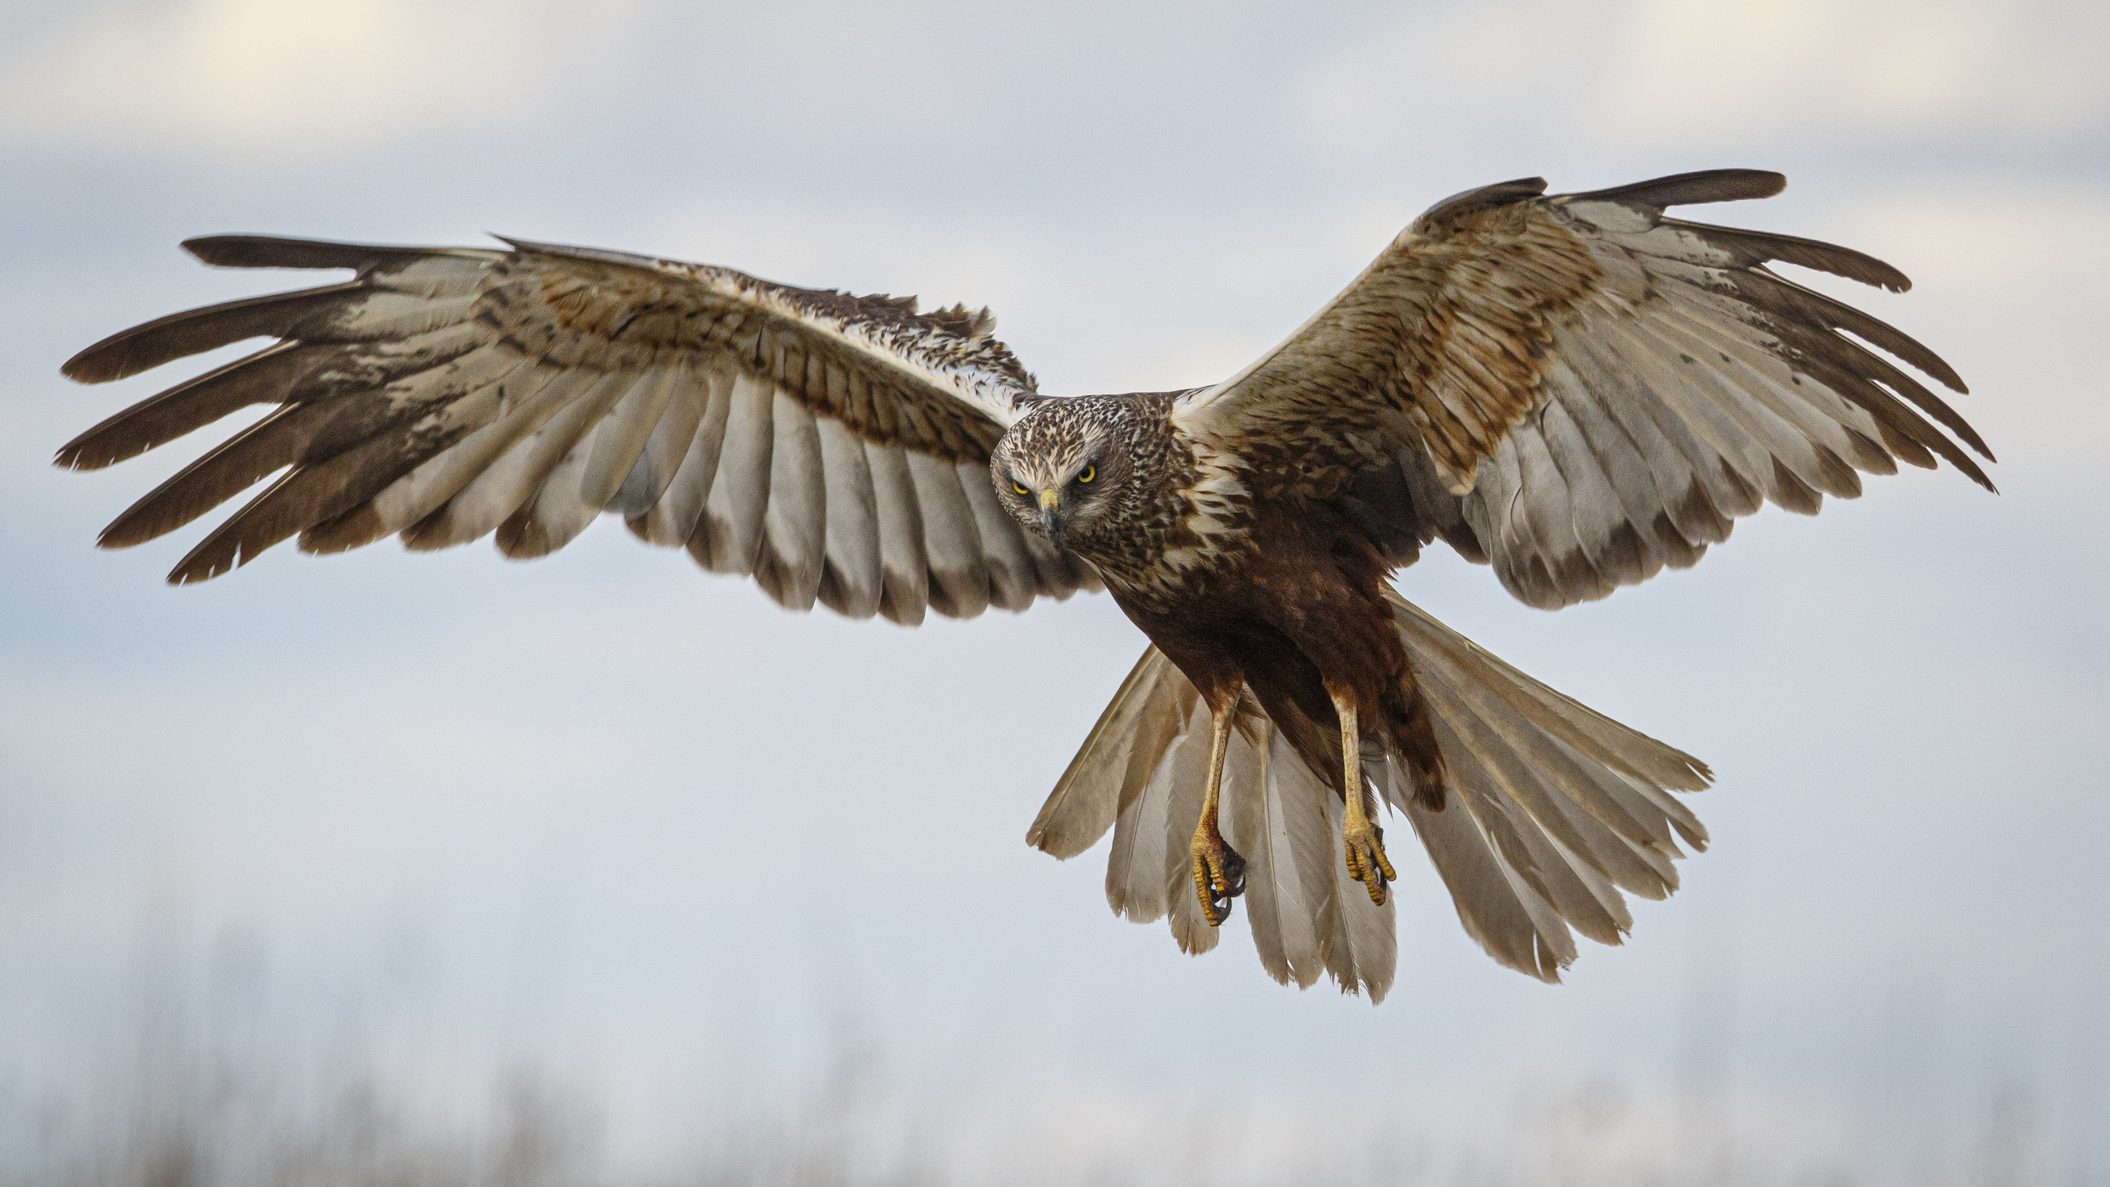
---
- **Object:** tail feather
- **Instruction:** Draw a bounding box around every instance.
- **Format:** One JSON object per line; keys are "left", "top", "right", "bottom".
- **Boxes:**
{"left": 1386, "top": 592, "right": 1711, "bottom": 980}
{"left": 1220, "top": 722, "right": 1325, "bottom": 990}
{"left": 1156, "top": 703, "right": 1224, "bottom": 957}
{"left": 1307, "top": 737, "right": 1399, "bottom": 997}
{"left": 1027, "top": 593, "right": 1711, "bottom": 998}
{"left": 1402, "top": 671, "right": 1657, "bottom": 907}
{"left": 1395, "top": 615, "right": 1689, "bottom": 896}
{"left": 1397, "top": 756, "right": 1578, "bottom": 980}
{"left": 1100, "top": 691, "right": 1197, "bottom": 925}
{"left": 1025, "top": 651, "right": 1183, "bottom": 860}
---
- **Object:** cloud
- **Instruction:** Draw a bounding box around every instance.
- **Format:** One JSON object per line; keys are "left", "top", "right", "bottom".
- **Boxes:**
{"left": 0, "top": 0, "right": 596, "bottom": 153}
{"left": 0, "top": 0, "right": 1305, "bottom": 167}
{"left": 1303, "top": 0, "right": 2110, "bottom": 158}
{"left": 1605, "top": 0, "right": 2107, "bottom": 138}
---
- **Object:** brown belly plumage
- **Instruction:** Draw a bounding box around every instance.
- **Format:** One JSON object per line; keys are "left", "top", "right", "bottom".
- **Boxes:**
{"left": 1104, "top": 500, "right": 1449, "bottom": 809}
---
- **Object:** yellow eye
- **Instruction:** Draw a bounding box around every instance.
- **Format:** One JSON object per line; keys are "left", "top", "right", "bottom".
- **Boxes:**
{"left": 1011, "top": 480, "right": 1031, "bottom": 497}
{"left": 1075, "top": 464, "right": 1097, "bottom": 485}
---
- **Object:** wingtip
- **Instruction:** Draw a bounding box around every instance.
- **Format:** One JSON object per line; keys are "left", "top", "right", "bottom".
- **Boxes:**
{"left": 166, "top": 555, "right": 232, "bottom": 585}
{"left": 1417, "top": 177, "right": 1552, "bottom": 228}
{"left": 61, "top": 336, "right": 138, "bottom": 384}
{"left": 183, "top": 234, "right": 474, "bottom": 271}
{"left": 58, "top": 352, "right": 103, "bottom": 384}
{"left": 180, "top": 234, "right": 318, "bottom": 268}
{"left": 1698, "top": 167, "right": 1787, "bottom": 200}
{"left": 1740, "top": 168, "right": 1788, "bottom": 198}
{"left": 97, "top": 512, "right": 160, "bottom": 551}
{"left": 1577, "top": 168, "right": 1787, "bottom": 211}
{"left": 53, "top": 440, "right": 97, "bottom": 472}
{"left": 1853, "top": 254, "right": 1915, "bottom": 295}
{"left": 180, "top": 235, "right": 234, "bottom": 264}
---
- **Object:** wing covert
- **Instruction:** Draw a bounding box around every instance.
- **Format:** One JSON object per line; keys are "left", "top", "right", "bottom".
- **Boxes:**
{"left": 60, "top": 235, "right": 1095, "bottom": 623}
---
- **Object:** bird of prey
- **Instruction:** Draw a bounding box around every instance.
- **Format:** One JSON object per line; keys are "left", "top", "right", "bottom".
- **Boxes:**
{"left": 57, "top": 170, "right": 1992, "bottom": 999}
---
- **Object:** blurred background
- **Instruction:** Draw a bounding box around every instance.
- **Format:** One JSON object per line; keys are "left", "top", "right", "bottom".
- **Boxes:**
{"left": 3, "top": 1, "right": 2106, "bottom": 1183}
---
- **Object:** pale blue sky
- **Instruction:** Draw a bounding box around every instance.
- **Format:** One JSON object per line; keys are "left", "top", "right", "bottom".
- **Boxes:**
{"left": 3, "top": 0, "right": 2106, "bottom": 1181}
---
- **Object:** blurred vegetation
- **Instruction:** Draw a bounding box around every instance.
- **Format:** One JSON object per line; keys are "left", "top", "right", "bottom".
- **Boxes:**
{"left": 0, "top": 936, "right": 2073, "bottom": 1187}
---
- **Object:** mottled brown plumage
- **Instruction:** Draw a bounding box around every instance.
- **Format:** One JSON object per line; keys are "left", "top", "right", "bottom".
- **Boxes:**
{"left": 57, "top": 170, "right": 1992, "bottom": 999}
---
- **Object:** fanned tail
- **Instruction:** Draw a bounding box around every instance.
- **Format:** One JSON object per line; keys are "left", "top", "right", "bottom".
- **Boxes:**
{"left": 1026, "top": 592, "right": 1709, "bottom": 999}
{"left": 1382, "top": 591, "right": 1710, "bottom": 982}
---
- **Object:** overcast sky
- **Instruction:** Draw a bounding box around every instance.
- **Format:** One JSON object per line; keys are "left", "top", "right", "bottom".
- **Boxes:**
{"left": 3, "top": 1, "right": 2106, "bottom": 1181}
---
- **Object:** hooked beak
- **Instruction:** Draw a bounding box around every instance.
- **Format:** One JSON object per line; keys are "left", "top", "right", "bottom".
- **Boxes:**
{"left": 1036, "top": 489, "right": 1065, "bottom": 549}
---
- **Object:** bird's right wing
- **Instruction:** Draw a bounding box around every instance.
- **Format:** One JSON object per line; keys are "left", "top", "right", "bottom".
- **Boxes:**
{"left": 61, "top": 235, "right": 1095, "bottom": 623}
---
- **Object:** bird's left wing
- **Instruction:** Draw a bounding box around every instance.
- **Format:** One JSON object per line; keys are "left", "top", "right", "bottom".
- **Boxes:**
{"left": 61, "top": 236, "right": 1094, "bottom": 623}
{"left": 1172, "top": 170, "right": 1994, "bottom": 609}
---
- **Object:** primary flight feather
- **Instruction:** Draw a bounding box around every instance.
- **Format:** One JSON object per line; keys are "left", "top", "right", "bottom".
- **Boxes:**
{"left": 59, "top": 170, "right": 1991, "bottom": 1000}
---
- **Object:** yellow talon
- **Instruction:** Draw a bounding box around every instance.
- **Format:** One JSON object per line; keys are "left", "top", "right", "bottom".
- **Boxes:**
{"left": 1343, "top": 821, "right": 1393, "bottom": 905}
{"left": 1189, "top": 830, "right": 1246, "bottom": 927}
{"left": 1331, "top": 689, "right": 1391, "bottom": 907}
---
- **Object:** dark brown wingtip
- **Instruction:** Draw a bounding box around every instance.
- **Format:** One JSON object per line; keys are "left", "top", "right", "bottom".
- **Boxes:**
{"left": 53, "top": 432, "right": 115, "bottom": 473}
{"left": 166, "top": 533, "right": 246, "bottom": 585}
{"left": 1580, "top": 168, "right": 1787, "bottom": 209}
{"left": 1721, "top": 228, "right": 1918, "bottom": 295}
{"left": 1960, "top": 460, "right": 1999, "bottom": 495}
{"left": 181, "top": 234, "right": 425, "bottom": 270}
{"left": 181, "top": 235, "right": 272, "bottom": 266}
{"left": 1702, "top": 168, "right": 1787, "bottom": 201}
{"left": 1418, "top": 177, "right": 1552, "bottom": 228}
{"left": 94, "top": 520, "right": 141, "bottom": 551}
{"left": 59, "top": 283, "right": 362, "bottom": 386}
{"left": 61, "top": 332, "right": 142, "bottom": 384}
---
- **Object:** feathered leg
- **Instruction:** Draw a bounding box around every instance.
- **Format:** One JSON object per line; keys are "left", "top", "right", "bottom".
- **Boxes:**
{"left": 1333, "top": 688, "right": 1396, "bottom": 905}
{"left": 1188, "top": 695, "right": 1247, "bottom": 926}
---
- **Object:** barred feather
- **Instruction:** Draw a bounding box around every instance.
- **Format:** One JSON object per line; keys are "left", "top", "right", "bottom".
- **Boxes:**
{"left": 60, "top": 234, "right": 1088, "bottom": 619}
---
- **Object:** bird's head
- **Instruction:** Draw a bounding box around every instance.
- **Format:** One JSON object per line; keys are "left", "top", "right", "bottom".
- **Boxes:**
{"left": 991, "top": 396, "right": 1145, "bottom": 554}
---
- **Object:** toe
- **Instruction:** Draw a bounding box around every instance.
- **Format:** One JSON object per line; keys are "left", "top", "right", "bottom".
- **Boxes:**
{"left": 1192, "top": 852, "right": 1231, "bottom": 926}
{"left": 1345, "top": 831, "right": 1391, "bottom": 904}
{"left": 1363, "top": 864, "right": 1388, "bottom": 905}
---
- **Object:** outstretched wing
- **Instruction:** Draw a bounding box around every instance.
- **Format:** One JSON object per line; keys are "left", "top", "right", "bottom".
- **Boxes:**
{"left": 1173, "top": 170, "right": 1994, "bottom": 609}
{"left": 60, "top": 236, "right": 1094, "bottom": 623}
